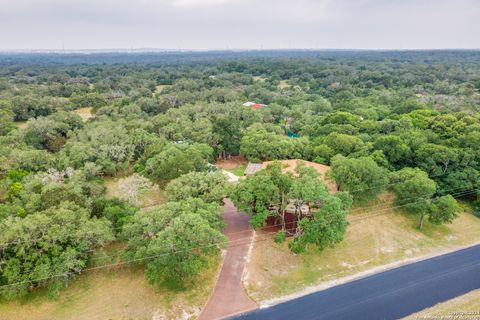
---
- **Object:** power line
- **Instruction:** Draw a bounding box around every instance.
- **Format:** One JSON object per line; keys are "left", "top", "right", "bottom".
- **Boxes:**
{"left": 349, "top": 184, "right": 477, "bottom": 213}
{"left": 0, "top": 232, "right": 270, "bottom": 289}
{"left": 1, "top": 188, "right": 476, "bottom": 289}
{"left": 0, "top": 188, "right": 476, "bottom": 261}
{"left": 1, "top": 181, "right": 475, "bottom": 248}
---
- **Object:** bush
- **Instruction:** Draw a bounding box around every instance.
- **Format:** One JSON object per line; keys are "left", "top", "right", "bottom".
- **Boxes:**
{"left": 474, "top": 200, "right": 480, "bottom": 218}
{"left": 92, "top": 197, "right": 138, "bottom": 232}
{"left": 273, "top": 230, "right": 286, "bottom": 243}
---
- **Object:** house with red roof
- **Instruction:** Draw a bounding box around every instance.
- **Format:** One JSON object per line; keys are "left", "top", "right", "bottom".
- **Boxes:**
{"left": 242, "top": 101, "right": 267, "bottom": 109}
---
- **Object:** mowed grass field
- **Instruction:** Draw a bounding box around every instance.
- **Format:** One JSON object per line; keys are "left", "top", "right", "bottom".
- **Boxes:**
{"left": 0, "top": 257, "right": 221, "bottom": 320}
{"left": 244, "top": 193, "right": 480, "bottom": 302}
{"left": 404, "top": 289, "right": 480, "bottom": 319}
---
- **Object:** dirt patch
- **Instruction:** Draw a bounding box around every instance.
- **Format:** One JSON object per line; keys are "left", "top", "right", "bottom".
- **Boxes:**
{"left": 278, "top": 80, "right": 291, "bottom": 89}
{"left": 253, "top": 76, "right": 267, "bottom": 82}
{"left": 74, "top": 107, "right": 94, "bottom": 122}
{"left": 404, "top": 289, "right": 480, "bottom": 319}
{"left": 15, "top": 121, "right": 28, "bottom": 129}
{"left": 244, "top": 198, "right": 480, "bottom": 302}
{"left": 216, "top": 156, "right": 247, "bottom": 171}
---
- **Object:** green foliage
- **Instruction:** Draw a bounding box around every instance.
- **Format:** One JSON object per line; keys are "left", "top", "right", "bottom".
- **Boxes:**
{"left": 389, "top": 167, "right": 459, "bottom": 228}
{"left": 10, "top": 96, "right": 55, "bottom": 121}
{"left": 240, "top": 124, "right": 306, "bottom": 162}
{"left": 289, "top": 196, "right": 348, "bottom": 253}
{"left": 3, "top": 149, "right": 54, "bottom": 172}
{"left": 0, "top": 108, "right": 16, "bottom": 135}
{"left": 415, "top": 143, "right": 458, "bottom": 176}
{"left": 165, "top": 171, "right": 229, "bottom": 204}
{"left": 92, "top": 197, "right": 138, "bottom": 232}
{"left": 288, "top": 164, "right": 329, "bottom": 215}
{"left": 329, "top": 155, "right": 389, "bottom": 200}
{"left": 57, "top": 121, "right": 135, "bottom": 175}
{"left": 142, "top": 213, "right": 225, "bottom": 289}
{"left": 232, "top": 160, "right": 351, "bottom": 253}
{"left": 1, "top": 51, "right": 480, "bottom": 296}
{"left": 142, "top": 142, "right": 213, "bottom": 183}
{"left": 1, "top": 168, "right": 104, "bottom": 217}
{"left": 428, "top": 195, "right": 459, "bottom": 225}
{"left": 273, "top": 230, "right": 286, "bottom": 243}
{"left": 373, "top": 135, "right": 410, "bottom": 168}
{"left": 122, "top": 198, "right": 225, "bottom": 288}
{"left": 323, "top": 133, "right": 365, "bottom": 157}
{"left": 230, "top": 170, "right": 280, "bottom": 228}
{"left": 6, "top": 182, "right": 23, "bottom": 200}
{"left": 474, "top": 200, "right": 480, "bottom": 218}
{"left": 0, "top": 202, "right": 113, "bottom": 299}
{"left": 5, "top": 169, "right": 29, "bottom": 183}
{"left": 70, "top": 92, "right": 107, "bottom": 110}
{"left": 389, "top": 167, "right": 437, "bottom": 215}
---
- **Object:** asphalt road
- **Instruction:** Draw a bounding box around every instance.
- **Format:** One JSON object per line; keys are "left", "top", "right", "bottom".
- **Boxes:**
{"left": 233, "top": 244, "right": 480, "bottom": 320}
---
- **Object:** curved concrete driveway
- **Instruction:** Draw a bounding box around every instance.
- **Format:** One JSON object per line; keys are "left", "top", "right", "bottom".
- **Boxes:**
{"left": 198, "top": 199, "right": 258, "bottom": 320}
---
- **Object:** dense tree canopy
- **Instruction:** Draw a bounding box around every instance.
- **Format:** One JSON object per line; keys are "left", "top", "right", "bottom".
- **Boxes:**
{"left": 329, "top": 155, "right": 389, "bottom": 200}
{"left": 0, "top": 50, "right": 479, "bottom": 297}
{"left": 165, "top": 171, "right": 229, "bottom": 204}
{"left": 122, "top": 198, "right": 225, "bottom": 288}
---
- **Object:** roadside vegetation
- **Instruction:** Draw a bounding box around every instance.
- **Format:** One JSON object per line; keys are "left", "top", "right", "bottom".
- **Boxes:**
{"left": 1, "top": 51, "right": 480, "bottom": 317}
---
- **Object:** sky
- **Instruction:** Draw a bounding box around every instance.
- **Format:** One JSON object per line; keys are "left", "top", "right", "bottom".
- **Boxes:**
{"left": 0, "top": 0, "right": 479, "bottom": 51}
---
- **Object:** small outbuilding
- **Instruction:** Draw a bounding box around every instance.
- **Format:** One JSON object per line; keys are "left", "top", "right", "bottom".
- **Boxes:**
{"left": 242, "top": 101, "right": 268, "bottom": 109}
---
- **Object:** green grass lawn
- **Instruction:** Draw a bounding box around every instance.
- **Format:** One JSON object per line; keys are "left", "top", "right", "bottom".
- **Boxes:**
{"left": 227, "top": 164, "right": 246, "bottom": 177}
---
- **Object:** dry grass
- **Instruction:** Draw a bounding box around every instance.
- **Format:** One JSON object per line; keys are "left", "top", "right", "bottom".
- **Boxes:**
{"left": 103, "top": 175, "right": 165, "bottom": 208}
{"left": 216, "top": 156, "right": 248, "bottom": 170}
{"left": 404, "top": 289, "right": 480, "bottom": 319}
{"left": 244, "top": 195, "right": 480, "bottom": 302}
{"left": 73, "top": 107, "right": 94, "bottom": 122}
{"left": 153, "top": 85, "right": 170, "bottom": 95}
{"left": 253, "top": 76, "right": 267, "bottom": 82}
{"left": 15, "top": 121, "right": 28, "bottom": 129}
{"left": 0, "top": 186, "right": 5, "bottom": 202}
{"left": 0, "top": 174, "right": 213, "bottom": 320}
{"left": 278, "top": 80, "right": 291, "bottom": 89}
{"left": 0, "top": 257, "right": 221, "bottom": 320}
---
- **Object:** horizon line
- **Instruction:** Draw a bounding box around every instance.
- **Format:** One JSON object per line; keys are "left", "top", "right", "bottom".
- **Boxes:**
{"left": 1, "top": 47, "right": 480, "bottom": 54}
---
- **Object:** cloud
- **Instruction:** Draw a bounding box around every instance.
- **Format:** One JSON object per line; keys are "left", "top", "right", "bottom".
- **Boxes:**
{"left": 171, "top": 0, "right": 240, "bottom": 7}
{"left": 0, "top": 0, "right": 478, "bottom": 50}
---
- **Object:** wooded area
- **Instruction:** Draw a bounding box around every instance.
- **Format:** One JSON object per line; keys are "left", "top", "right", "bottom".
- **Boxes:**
{"left": 1, "top": 50, "right": 479, "bottom": 299}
